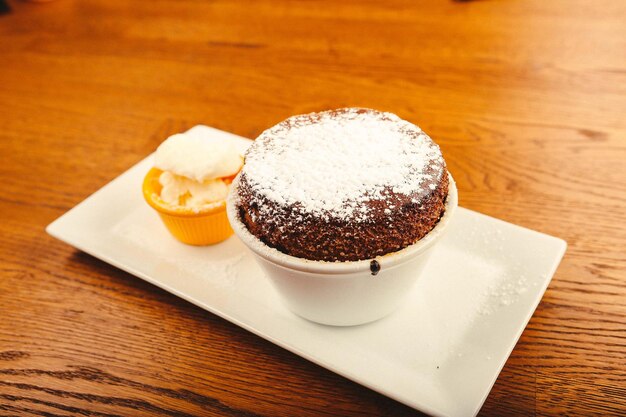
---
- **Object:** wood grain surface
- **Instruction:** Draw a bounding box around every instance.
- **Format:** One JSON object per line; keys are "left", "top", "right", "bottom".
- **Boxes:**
{"left": 1, "top": 0, "right": 625, "bottom": 415}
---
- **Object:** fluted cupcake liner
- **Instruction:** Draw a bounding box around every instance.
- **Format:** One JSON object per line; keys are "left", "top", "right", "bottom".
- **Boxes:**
{"left": 143, "top": 167, "right": 233, "bottom": 245}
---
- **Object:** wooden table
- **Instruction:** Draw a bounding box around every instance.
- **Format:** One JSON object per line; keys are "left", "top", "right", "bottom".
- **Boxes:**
{"left": 1, "top": 0, "right": 625, "bottom": 415}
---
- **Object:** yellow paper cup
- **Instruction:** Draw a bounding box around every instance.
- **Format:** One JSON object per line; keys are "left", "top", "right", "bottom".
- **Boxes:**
{"left": 142, "top": 168, "right": 233, "bottom": 245}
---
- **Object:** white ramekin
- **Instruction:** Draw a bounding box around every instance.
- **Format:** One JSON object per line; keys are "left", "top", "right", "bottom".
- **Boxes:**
{"left": 227, "top": 174, "right": 458, "bottom": 326}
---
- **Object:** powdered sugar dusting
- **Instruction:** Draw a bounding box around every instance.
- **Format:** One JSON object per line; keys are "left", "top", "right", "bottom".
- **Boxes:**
{"left": 241, "top": 108, "right": 445, "bottom": 222}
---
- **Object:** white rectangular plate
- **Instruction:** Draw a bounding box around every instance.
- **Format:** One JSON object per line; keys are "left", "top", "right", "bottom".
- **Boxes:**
{"left": 47, "top": 126, "right": 566, "bottom": 417}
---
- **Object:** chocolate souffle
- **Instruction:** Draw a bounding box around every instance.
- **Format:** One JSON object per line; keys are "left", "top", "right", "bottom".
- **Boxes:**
{"left": 232, "top": 108, "right": 449, "bottom": 262}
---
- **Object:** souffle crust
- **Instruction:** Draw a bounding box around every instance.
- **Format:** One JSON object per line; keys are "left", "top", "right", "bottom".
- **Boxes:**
{"left": 233, "top": 108, "right": 449, "bottom": 262}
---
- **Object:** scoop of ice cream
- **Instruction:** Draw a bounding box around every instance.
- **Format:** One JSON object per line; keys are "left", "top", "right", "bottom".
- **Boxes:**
{"left": 153, "top": 130, "right": 242, "bottom": 210}
{"left": 159, "top": 171, "right": 229, "bottom": 208}
{"left": 154, "top": 132, "right": 242, "bottom": 182}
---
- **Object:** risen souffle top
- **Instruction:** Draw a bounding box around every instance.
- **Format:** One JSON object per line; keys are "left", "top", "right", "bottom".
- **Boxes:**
{"left": 232, "top": 108, "right": 449, "bottom": 261}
